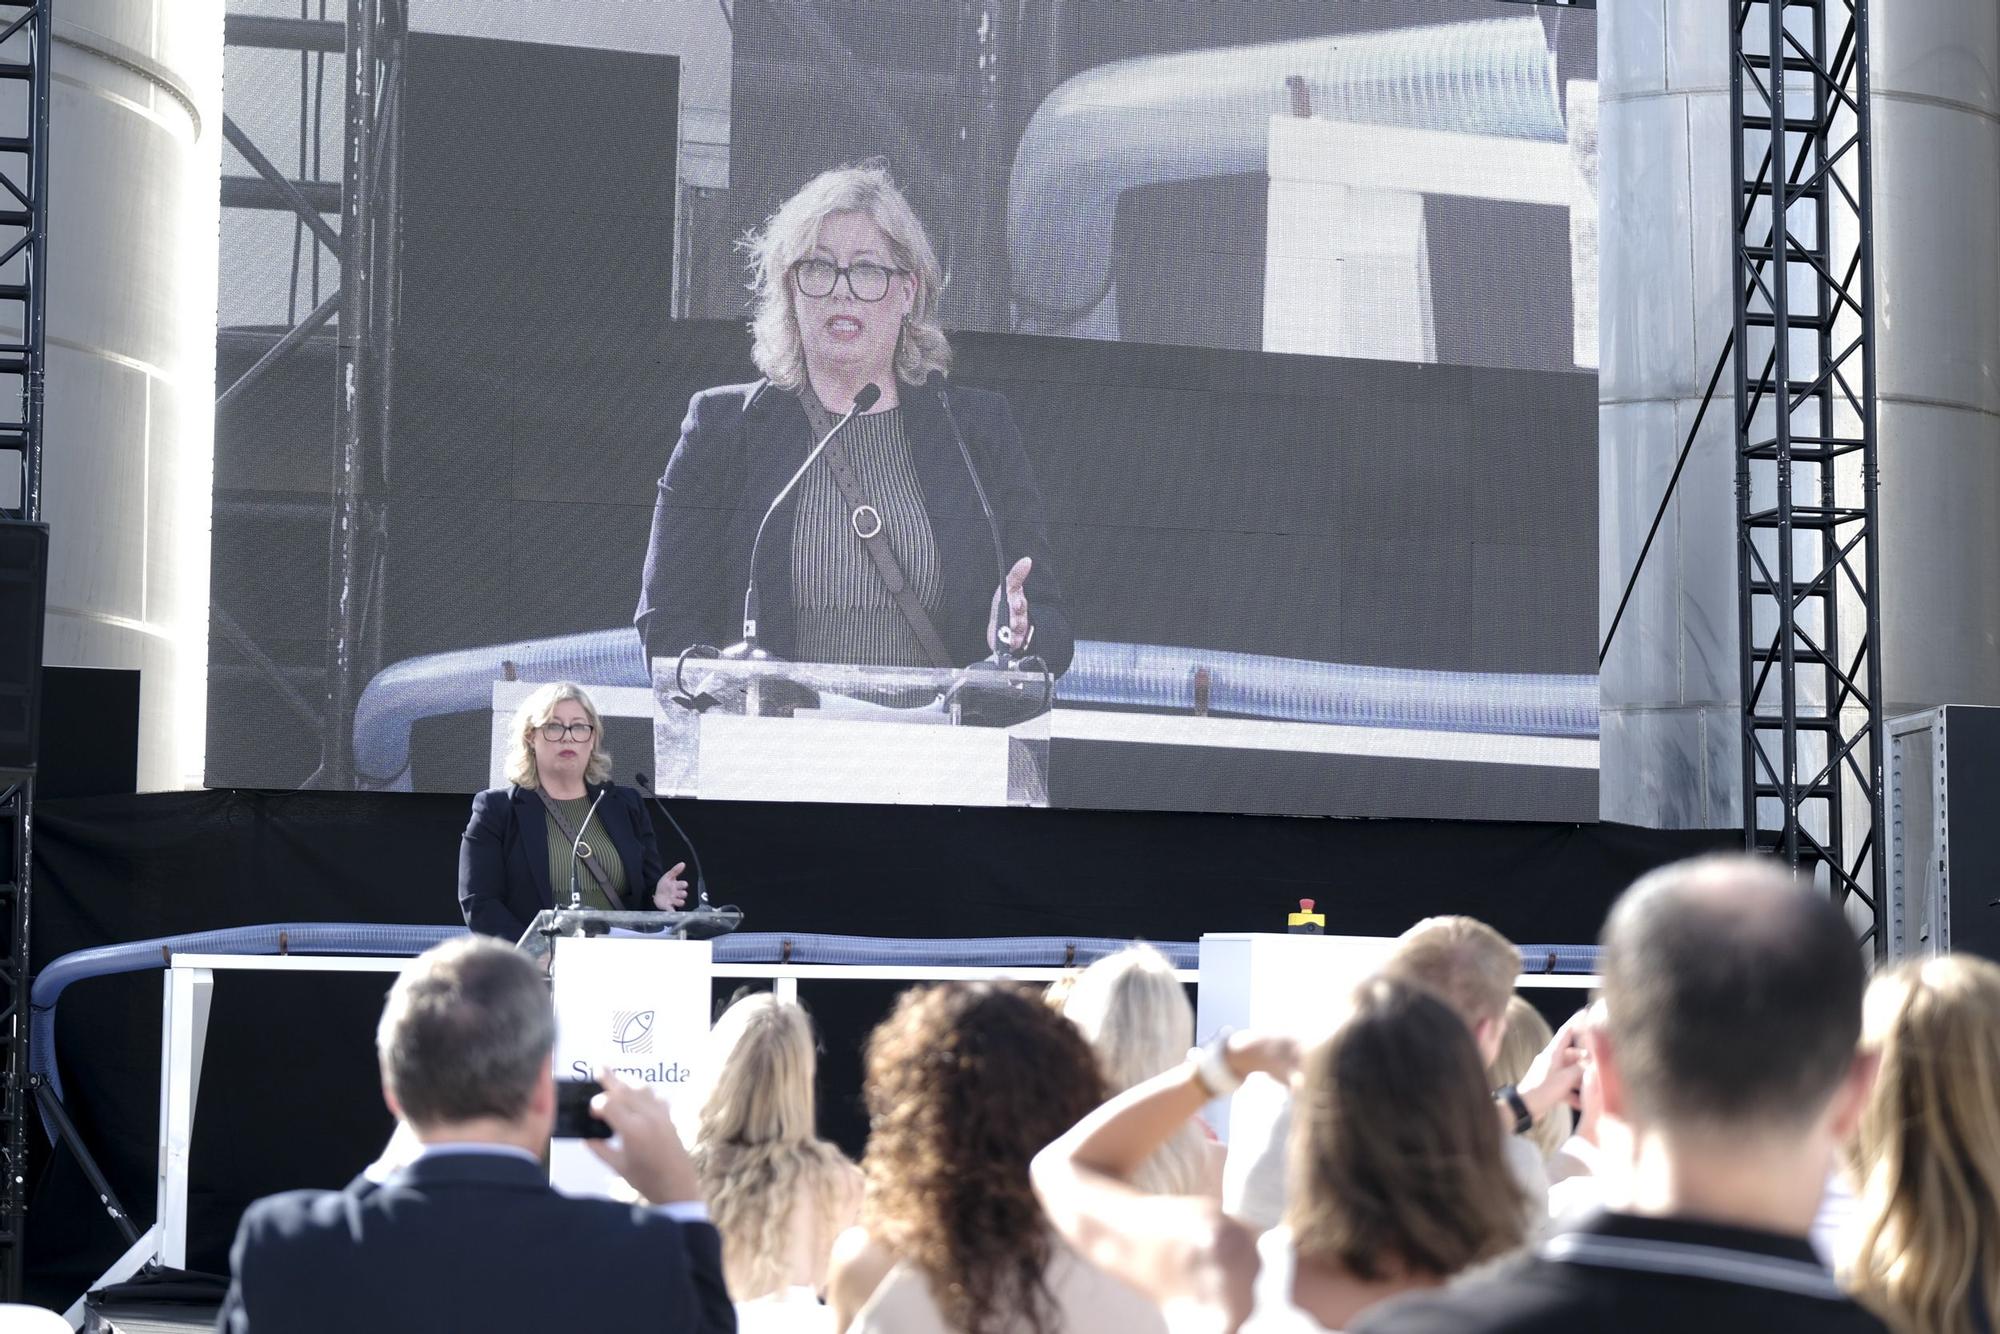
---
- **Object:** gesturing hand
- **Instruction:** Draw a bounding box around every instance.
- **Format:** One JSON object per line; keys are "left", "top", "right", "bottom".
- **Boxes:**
{"left": 653, "top": 862, "right": 688, "bottom": 911}
{"left": 989, "top": 556, "right": 1035, "bottom": 654}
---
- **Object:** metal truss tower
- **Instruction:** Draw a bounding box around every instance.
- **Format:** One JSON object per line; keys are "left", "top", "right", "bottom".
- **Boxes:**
{"left": 1729, "top": 0, "right": 1885, "bottom": 950}
{"left": 0, "top": 0, "right": 51, "bottom": 1299}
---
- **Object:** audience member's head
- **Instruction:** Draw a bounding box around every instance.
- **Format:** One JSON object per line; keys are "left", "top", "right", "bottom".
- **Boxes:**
{"left": 1491, "top": 995, "right": 1568, "bottom": 1160}
{"left": 1059, "top": 945, "right": 1208, "bottom": 1195}
{"left": 375, "top": 936, "right": 556, "bottom": 1147}
{"left": 1593, "top": 854, "right": 1869, "bottom": 1151}
{"left": 693, "top": 992, "right": 858, "bottom": 1301}
{"left": 1287, "top": 975, "right": 1526, "bottom": 1282}
{"left": 1845, "top": 955, "right": 2000, "bottom": 1334}
{"left": 861, "top": 981, "right": 1107, "bottom": 1334}
{"left": 1385, "top": 915, "right": 1519, "bottom": 1064}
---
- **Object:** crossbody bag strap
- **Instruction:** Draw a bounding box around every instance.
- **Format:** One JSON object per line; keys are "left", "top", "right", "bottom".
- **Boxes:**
{"left": 540, "top": 791, "right": 627, "bottom": 908}
{"left": 799, "top": 392, "right": 955, "bottom": 669}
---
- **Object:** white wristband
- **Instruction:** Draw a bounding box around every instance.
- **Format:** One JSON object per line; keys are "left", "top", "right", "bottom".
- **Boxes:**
{"left": 1188, "top": 1032, "right": 1244, "bottom": 1099}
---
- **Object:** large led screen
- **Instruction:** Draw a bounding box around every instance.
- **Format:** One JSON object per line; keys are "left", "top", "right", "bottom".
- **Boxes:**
{"left": 209, "top": 0, "right": 1600, "bottom": 820}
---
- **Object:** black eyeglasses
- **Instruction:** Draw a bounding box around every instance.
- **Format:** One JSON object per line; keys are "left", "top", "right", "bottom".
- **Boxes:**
{"left": 792, "top": 259, "right": 904, "bottom": 302}
{"left": 538, "top": 721, "right": 596, "bottom": 743}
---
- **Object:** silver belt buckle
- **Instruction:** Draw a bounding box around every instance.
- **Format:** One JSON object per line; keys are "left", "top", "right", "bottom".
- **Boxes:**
{"left": 851, "top": 504, "right": 883, "bottom": 539}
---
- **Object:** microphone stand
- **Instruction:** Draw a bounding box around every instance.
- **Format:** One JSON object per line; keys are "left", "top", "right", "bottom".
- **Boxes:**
{"left": 934, "top": 375, "right": 1027, "bottom": 673}
{"left": 634, "top": 772, "right": 715, "bottom": 912}
{"left": 934, "top": 378, "right": 1055, "bottom": 724}
{"left": 723, "top": 381, "right": 882, "bottom": 663}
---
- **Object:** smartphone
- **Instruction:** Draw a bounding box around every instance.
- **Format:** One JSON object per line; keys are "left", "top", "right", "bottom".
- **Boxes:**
{"left": 554, "top": 1078, "right": 611, "bottom": 1139}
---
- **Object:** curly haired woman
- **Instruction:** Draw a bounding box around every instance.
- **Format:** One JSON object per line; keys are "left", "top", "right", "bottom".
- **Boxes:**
{"left": 829, "top": 982, "right": 1165, "bottom": 1334}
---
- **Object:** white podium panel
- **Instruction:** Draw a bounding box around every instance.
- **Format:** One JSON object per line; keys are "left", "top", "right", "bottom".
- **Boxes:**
{"left": 697, "top": 713, "right": 1015, "bottom": 804}
{"left": 548, "top": 936, "right": 712, "bottom": 1196}
{"left": 1196, "top": 933, "right": 1400, "bottom": 1142}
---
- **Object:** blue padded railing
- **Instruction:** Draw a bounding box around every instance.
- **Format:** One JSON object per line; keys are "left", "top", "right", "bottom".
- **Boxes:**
{"left": 29, "top": 924, "right": 469, "bottom": 1105}
{"left": 351, "top": 628, "right": 1599, "bottom": 790}
{"left": 717, "top": 933, "right": 1198, "bottom": 968}
{"left": 30, "top": 924, "right": 1598, "bottom": 1125}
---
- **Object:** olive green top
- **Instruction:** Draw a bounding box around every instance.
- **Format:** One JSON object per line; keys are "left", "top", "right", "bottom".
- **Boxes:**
{"left": 542, "top": 792, "right": 629, "bottom": 910}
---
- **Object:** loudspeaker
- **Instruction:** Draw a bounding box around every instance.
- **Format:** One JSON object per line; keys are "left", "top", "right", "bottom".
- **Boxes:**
{"left": 0, "top": 519, "right": 48, "bottom": 774}
{"left": 1888, "top": 705, "right": 2000, "bottom": 961}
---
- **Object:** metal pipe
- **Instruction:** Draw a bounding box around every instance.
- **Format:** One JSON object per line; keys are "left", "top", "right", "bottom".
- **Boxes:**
{"left": 32, "top": 1079, "right": 142, "bottom": 1247}
{"left": 1730, "top": 3, "right": 1758, "bottom": 843}
{"left": 320, "top": 0, "right": 380, "bottom": 788}
{"left": 18, "top": 0, "right": 48, "bottom": 526}
{"left": 949, "top": 0, "right": 1013, "bottom": 330}
{"left": 1854, "top": 0, "right": 1887, "bottom": 951}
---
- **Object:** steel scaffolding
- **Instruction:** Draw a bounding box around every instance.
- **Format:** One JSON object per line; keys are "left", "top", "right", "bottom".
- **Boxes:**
{"left": 0, "top": 0, "right": 50, "bottom": 1299}
{"left": 1729, "top": 0, "right": 1885, "bottom": 949}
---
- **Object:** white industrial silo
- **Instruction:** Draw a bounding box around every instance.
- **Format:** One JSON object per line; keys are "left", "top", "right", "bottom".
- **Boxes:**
{"left": 34, "top": 0, "right": 223, "bottom": 790}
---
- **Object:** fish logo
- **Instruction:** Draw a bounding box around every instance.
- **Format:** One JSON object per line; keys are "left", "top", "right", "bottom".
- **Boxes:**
{"left": 613, "top": 1009, "right": 655, "bottom": 1054}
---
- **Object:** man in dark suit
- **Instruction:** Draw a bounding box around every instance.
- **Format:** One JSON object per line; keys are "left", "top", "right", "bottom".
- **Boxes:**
{"left": 216, "top": 936, "right": 734, "bottom": 1333}
{"left": 1352, "top": 855, "right": 1887, "bottom": 1334}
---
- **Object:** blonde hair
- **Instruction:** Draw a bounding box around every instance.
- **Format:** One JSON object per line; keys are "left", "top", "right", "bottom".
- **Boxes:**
{"left": 691, "top": 994, "right": 859, "bottom": 1301}
{"left": 742, "top": 160, "right": 952, "bottom": 391}
{"left": 1287, "top": 976, "right": 1525, "bottom": 1280}
{"left": 1059, "top": 946, "right": 1210, "bottom": 1196}
{"left": 503, "top": 682, "right": 612, "bottom": 789}
{"left": 1845, "top": 956, "right": 2000, "bottom": 1334}
{"left": 1491, "top": 996, "right": 1567, "bottom": 1160}
{"left": 1386, "top": 915, "right": 1520, "bottom": 1034}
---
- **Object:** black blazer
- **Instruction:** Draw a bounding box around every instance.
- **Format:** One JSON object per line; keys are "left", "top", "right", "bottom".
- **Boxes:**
{"left": 458, "top": 783, "right": 667, "bottom": 940}
{"left": 634, "top": 375, "right": 1075, "bottom": 675}
{"left": 215, "top": 1150, "right": 735, "bottom": 1334}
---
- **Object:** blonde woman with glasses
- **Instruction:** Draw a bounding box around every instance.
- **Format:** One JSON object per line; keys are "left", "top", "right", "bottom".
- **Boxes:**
{"left": 1843, "top": 955, "right": 2000, "bottom": 1334}
{"left": 634, "top": 160, "right": 1073, "bottom": 677}
{"left": 457, "top": 682, "right": 687, "bottom": 939}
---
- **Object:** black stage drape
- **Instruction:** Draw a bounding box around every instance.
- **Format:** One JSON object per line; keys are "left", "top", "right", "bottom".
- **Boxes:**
{"left": 24, "top": 789, "right": 1728, "bottom": 1303}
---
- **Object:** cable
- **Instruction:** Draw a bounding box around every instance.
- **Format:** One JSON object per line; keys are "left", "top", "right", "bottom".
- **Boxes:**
{"left": 1598, "top": 332, "right": 1734, "bottom": 667}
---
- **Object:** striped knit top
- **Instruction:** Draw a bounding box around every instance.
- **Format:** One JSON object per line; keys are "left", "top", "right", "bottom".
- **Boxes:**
{"left": 790, "top": 398, "right": 943, "bottom": 667}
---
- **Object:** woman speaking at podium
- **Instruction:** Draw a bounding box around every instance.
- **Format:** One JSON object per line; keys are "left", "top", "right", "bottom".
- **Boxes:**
{"left": 634, "top": 161, "right": 1073, "bottom": 676}
{"left": 458, "top": 682, "right": 689, "bottom": 940}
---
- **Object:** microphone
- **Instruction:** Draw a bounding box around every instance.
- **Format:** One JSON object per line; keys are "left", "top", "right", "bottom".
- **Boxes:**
{"left": 932, "top": 374, "right": 1017, "bottom": 668}
{"left": 725, "top": 382, "right": 882, "bottom": 660}
{"left": 633, "top": 772, "right": 710, "bottom": 911}
{"left": 567, "top": 787, "right": 609, "bottom": 910}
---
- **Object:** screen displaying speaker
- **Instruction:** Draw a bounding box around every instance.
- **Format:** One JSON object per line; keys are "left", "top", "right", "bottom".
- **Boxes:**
{"left": 207, "top": 3, "right": 1600, "bottom": 821}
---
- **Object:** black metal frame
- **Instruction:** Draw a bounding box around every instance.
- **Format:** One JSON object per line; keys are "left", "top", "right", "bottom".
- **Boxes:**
{"left": 1729, "top": 0, "right": 1885, "bottom": 949}
{"left": 0, "top": 0, "right": 50, "bottom": 1299}
{"left": 216, "top": 2, "right": 405, "bottom": 788}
